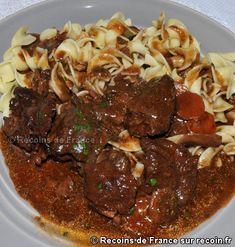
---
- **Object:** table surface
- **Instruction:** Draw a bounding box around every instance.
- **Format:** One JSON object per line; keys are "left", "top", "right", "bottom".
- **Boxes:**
{"left": 0, "top": 0, "right": 234, "bottom": 33}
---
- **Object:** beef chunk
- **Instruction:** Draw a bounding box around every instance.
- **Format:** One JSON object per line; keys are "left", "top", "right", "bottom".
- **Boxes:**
{"left": 47, "top": 103, "right": 106, "bottom": 162}
{"left": 141, "top": 138, "right": 197, "bottom": 206}
{"left": 174, "top": 145, "right": 198, "bottom": 205}
{"left": 92, "top": 76, "right": 142, "bottom": 136}
{"left": 92, "top": 97, "right": 126, "bottom": 137}
{"left": 3, "top": 87, "right": 56, "bottom": 152}
{"left": 32, "top": 69, "right": 51, "bottom": 95}
{"left": 125, "top": 75, "right": 176, "bottom": 137}
{"left": 83, "top": 147, "right": 139, "bottom": 218}
{"left": 119, "top": 138, "right": 197, "bottom": 236}
{"left": 167, "top": 116, "right": 189, "bottom": 136}
{"left": 140, "top": 138, "right": 178, "bottom": 196}
{"left": 120, "top": 188, "right": 178, "bottom": 236}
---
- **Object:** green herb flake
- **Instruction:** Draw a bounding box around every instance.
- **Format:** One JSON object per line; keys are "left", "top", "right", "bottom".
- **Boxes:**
{"left": 74, "top": 123, "right": 91, "bottom": 132}
{"left": 80, "top": 141, "right": 89, "bottom": 156}
{"left": 129, "top": 206, "right": 135, "bottom": 215}
{"left": 72, "top": 141, "right": 89, "bottom": 155}
{"left": 72, "top": 143, "right": 78, "bottom": 150}
{"left": 83, "top": 148, "right": 89, "bottom": 156}
{"left": 72, "top": 141, "right": 90, "bottom": 156}
{"left": 63, "top": 231, "right": 69, "bottom": 237}
{"left": 149, "top": 178, "right": 157, "bottom": 187}
{"left": 97, "top": 182, "right": 103, "bottom": 191}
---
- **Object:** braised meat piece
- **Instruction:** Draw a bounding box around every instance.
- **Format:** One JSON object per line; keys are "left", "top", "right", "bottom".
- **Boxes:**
{"left": 2, "top": 73, "right": 200, "bottom": 236}
{"left": 141, "top": 138, "right": 197, "bottom": 206}
{"left": 119, "top": 138, "right": 197, "bottom": 236}
{"left": 83, "top": 147, "right": 139, "bottom": 218}
{"left": 92, "top": 75, "right": 142, "bottom": 136}
{"left": 31, "top": 69, "right": 51, "bottom": 95}
{"left": 125, "top": 75, "right": 176, "bottom": 137}
{"left": 168, "top": 116, "right": 189, "bottom": 136}
{"left": 120, "top": 188, "right": 178, "bottom": 236}
{"left": 139, "top": 138, "right": 178, "bottom": 196}
{"left": 3, "top": 87, "right": 56, "bottom": 152}
{"left": 92, "top": 97, "right": 126, "bottom": 136}
{"left": 174, "top": 145, "right": 198, "bottom": 205}
{"left": 47, "top": 103, "right": 106, "bottom": 162}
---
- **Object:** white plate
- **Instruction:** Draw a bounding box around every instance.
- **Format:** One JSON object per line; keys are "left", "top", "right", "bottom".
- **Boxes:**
{"left": 0, "top": 0, "right": 235, "bottom": 246}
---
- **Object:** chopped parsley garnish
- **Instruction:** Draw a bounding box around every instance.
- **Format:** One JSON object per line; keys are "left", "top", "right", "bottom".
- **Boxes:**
{"left": 72, "top": 143, "right": 78, "bottom": 149}
{"left": 72, "top": 141, "right": 89, "bottom": 156}
{"left": 83, "top": 148, "right": 89, "bottom": 156}
{"left": 80, "top": 141, "right": 89, "bottom": 155}
{"left": 97, "top": 182, "right": 103, "bottom": 191}
{"left": 129, "top": 206, "right": 135, "bottom": 215}
{"left": 74, "top": 123, "right": 91, "bottom": 132}
{"left": 149, "top": 178, "right": 157, "bottom": 187}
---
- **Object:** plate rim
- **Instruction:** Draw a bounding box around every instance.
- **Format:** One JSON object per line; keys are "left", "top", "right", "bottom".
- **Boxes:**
{"left": 0, "top": 0, "right": 235, "bottom": 39}
{"left": 0, "top": 0, "right": 235, "bottom": 246}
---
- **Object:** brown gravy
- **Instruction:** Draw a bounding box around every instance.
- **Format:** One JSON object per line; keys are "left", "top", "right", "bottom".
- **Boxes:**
{"left": 1, "top": 130, "right": 235, "bottom": 245}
